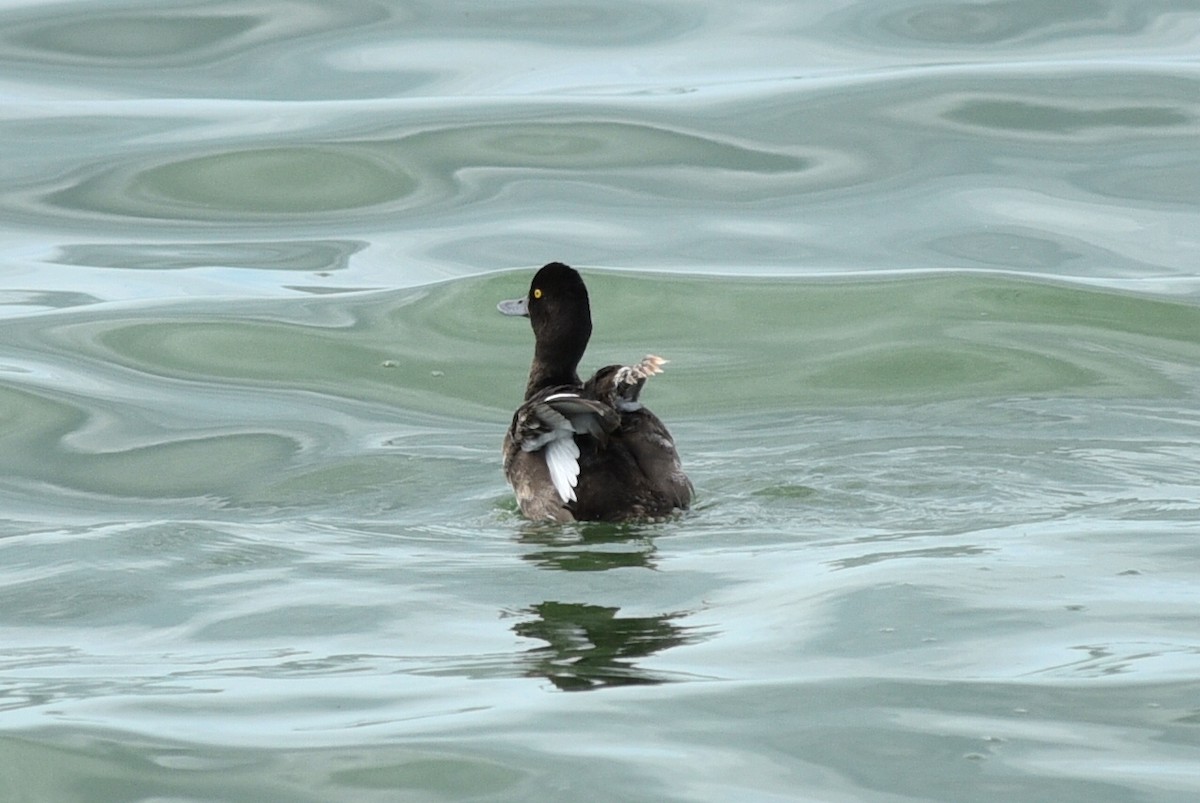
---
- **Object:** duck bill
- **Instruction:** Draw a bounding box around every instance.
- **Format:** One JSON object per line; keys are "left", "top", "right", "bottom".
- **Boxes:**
{"left": 497, "top": 297, "right": 529, "bottom": 317}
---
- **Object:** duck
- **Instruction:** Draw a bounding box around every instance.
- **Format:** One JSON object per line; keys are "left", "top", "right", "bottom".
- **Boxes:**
{"left": 498, "top": 262, "right": 693, "bottom": 522}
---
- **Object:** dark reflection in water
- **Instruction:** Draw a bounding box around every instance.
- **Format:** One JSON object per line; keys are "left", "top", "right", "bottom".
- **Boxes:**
{"left": 518, "top": 522, "right": 658, "bottom": 571}
{"left": 513, "top": 601, "right": 698, "bottom": 691}
{"left": 509, "top": 524, "right": 701, "bottom": 690}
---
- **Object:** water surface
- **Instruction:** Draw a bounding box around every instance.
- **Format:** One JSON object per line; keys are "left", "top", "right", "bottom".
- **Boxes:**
{"left": 2, "top": 1, "right": 1200, "bottom": 801}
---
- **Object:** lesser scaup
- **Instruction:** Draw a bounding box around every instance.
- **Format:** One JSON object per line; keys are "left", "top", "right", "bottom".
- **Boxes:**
{"left": 498, "top": 262, "right": 693, "bottom": 522}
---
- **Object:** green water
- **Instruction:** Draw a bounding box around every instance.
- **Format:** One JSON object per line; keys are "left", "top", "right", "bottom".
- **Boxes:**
{"left": 2, "top": 1, "right": 1200, "bottom": 801}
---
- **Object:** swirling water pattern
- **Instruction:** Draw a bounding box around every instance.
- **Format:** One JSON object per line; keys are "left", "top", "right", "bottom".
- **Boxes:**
{"left": 2, "top": 1, "right": 1200, "bottom": 801}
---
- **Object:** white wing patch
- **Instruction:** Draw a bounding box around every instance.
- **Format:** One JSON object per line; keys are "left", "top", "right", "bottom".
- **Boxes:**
{"left": 515, "top": 390, "right": 613, "bottom": 505}
{"left": 544, "top": 436, "right": 581, "bottom": 503}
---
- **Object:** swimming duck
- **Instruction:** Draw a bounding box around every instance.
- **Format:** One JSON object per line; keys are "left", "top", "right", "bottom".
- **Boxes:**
{"left": 499, "top": 262, "right": 692, "bottom": 522}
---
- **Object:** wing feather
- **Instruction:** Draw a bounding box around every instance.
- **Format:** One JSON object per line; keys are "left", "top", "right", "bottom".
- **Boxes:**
{"left": 544, "top": 436, "right": 581, "bottom": 503}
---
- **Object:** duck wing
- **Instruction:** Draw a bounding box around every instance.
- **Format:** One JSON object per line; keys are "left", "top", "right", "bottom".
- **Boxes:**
{"left": 584, "top": 354, "right": 667, "bottom": 411}
{"left": 512, "top": 390, "right": 620, "bottom": 503}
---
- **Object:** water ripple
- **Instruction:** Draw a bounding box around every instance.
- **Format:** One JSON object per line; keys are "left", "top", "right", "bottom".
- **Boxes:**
{"left": 52, "top": 239, "right": 365, "bottom": 273}
{"left": 2, "top": 269, "right": 1197, "bottom": 527}
{"left": 33, "top": 121, "right": 809, "bottom": 225}
{"left": 850, "top": 0, "right": 1200, "bottom": 52}
{"left": 2, "top": 1, "right": 1200, "bottom": 797}
{"left": 0, "top": 0, "right": 400, "bottom": 99}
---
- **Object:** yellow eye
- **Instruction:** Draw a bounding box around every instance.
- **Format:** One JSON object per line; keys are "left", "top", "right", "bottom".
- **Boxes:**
{"left": 533, "top": 288, "right": 542, "bottom": 299}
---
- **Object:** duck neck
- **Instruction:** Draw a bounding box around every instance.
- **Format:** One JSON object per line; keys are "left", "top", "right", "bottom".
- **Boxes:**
{"left": 524, "top": 328, "right": 589, "bottom": 399}
{"left": 524, "top": 363, "right": 580, "bottom": 399}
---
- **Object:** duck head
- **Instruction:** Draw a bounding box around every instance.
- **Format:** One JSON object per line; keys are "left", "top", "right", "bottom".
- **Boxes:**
{"left": 499, "top": 262, "right": 593, "bottom": 397}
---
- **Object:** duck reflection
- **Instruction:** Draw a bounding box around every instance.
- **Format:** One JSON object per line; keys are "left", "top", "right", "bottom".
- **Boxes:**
{"left": 513, "top": 601, "right": 697, "bottom": 691}
{"left": 510, "top": 523, "right": 700, "bottom": 690}
{"left": 517, "top": 521, "right": 657, "bottom": 572}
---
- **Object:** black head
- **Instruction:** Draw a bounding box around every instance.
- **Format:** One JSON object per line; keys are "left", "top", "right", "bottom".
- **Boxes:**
{"left": 499, "top": 262, "right": 593, "bottom": 395}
